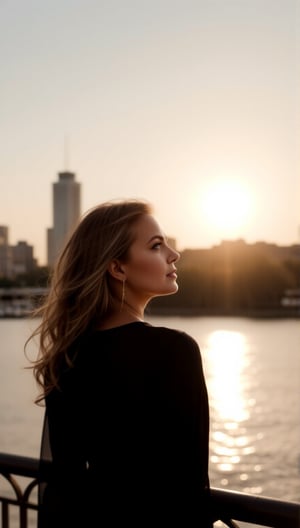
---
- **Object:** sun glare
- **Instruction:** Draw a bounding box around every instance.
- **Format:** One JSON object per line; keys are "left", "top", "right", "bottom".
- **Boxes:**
{"left": 206, "top": 330, "right": 249, "bottom": 423}
{"left": 201, "top": 180, "right": 252, "bottom": 238}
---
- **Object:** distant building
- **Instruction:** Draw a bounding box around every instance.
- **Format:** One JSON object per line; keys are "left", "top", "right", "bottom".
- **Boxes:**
{"left": 0, "top": 238, "right": 13, "bottom": 278}
{"left": 167, "top": 237, "right": 177, "bottom": 251}
{"left": 47, "top": 171, "right": 81, "bottom": 267}
{"left": 0, "top": 226, "right": 13, "bottom": 278}
{"left": 0, "top": 226, "right": 9, "bottom": 246}
{"left": 0, "top": 226, "right": 37, "bottom": 278}
{"left": 12, "top": 241, "right": 37, "bottom": 275}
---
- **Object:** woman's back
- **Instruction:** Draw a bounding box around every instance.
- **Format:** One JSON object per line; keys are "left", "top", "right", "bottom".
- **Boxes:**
{"left": 41, "top": 322, "right": 212, "bottom": 526}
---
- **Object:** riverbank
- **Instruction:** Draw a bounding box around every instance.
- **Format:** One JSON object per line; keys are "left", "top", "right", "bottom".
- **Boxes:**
{"left": 146, "top": 306, "right": 300, "bottom": 319}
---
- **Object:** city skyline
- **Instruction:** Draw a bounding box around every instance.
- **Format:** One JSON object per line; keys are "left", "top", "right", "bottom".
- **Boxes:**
{"left": 1, "top": 197, "right": 299, "bottom": 270}
{"left": 1, "top": 0, "right": 299, "bottom": 265}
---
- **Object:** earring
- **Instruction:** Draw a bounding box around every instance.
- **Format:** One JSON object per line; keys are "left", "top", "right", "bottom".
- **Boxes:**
{"left": 120, "top": 279, "right": 126, "bottom": 311}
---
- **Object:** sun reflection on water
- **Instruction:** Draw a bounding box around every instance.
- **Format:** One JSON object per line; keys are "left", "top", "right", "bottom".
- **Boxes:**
{"left": 204, "top": 329, "right": 263, "bottom": 493}
{"left": 207, "top": 330, "right": 249, "bottom": 423}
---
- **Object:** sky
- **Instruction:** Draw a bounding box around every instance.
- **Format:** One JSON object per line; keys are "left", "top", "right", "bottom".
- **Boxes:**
{"left": 0, "top": 0, "right": 299, "bottom": 265}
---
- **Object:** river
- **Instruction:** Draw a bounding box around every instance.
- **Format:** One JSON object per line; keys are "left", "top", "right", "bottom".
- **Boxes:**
{"left": 0, "top": 316, "right": 299, "bottom": 526}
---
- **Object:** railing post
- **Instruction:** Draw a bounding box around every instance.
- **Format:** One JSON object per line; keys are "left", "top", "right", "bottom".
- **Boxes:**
{"left": 20, "top": 502, "right": 28, "bottom": 528}
{"left": 1, "top": 500, "right": 9, "bottom": 528}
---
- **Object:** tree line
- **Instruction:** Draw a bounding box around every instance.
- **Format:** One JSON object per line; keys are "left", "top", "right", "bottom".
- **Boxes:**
{"left": 148, "top": 241, "right": 300, "bottom": 316}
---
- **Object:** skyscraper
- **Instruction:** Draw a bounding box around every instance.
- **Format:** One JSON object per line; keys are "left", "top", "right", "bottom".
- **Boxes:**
{"left": 47, "top": 171, "right": 81, "bottom": 267}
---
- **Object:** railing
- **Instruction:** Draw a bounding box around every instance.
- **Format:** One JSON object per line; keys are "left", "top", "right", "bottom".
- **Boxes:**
{"left": 0, "top": 452, "right": 299, "bottom": 528}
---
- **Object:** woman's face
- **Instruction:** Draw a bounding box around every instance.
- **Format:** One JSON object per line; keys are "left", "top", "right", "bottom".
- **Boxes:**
{"left": 122, "top": 214, "right": 180, "bottom": 303}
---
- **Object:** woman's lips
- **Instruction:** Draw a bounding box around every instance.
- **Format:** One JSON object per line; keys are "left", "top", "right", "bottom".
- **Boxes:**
{"left": 167, "top": 271, "right": 177, "bottom": 279}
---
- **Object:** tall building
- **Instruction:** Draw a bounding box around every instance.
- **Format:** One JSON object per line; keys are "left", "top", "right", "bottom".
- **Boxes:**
{"left": 0, "top": 226, "right": 13, "bottom": 277}
{"left": 47, "top": 171, "right": 81, "bottom": 267}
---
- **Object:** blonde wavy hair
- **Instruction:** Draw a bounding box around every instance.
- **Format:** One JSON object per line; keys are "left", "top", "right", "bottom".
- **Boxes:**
{"left": 25, "top": 199, "right": 152, "bottom": 403}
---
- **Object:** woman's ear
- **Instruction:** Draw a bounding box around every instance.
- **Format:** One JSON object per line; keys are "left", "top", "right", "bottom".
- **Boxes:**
{"left": 107, "top": 259, "right": 126, "bottom": 281}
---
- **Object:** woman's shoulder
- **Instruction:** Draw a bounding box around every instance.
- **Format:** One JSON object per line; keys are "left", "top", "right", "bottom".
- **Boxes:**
{"left": 140, "top": 323, "right": 204, "bottom": 380}
{"left": 145, "top": 322, "right": 197, "bottom": 342}
{"left": 138, "top": 322, "right": 201, "bottom": 356}
{"left": 82, "top": 321, "right": 201, "bottom": 364}
{"left": 94, "top": 321, "right": 197, "bottom": 343}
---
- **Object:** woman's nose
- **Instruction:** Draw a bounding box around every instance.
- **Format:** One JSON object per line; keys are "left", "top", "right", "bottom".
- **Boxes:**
{"left": 169, "top": 247, "right": 180, "bottom": 263}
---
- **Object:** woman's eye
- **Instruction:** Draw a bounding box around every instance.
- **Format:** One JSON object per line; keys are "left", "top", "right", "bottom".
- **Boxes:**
{"left": 151, "top": 242, "right": 162, "bottom": 250}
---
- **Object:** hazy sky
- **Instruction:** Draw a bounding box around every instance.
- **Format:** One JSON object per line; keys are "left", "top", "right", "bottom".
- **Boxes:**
{"left": 1, "top": 0, "right": 299, "bottom": 265}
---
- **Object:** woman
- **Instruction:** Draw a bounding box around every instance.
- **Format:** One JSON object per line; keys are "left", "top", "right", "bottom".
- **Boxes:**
{"left": 27, "top": 199, "right": 213, "bottom": 527}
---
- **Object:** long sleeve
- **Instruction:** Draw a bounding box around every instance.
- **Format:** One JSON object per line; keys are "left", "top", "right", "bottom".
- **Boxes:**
{"left": 38, "top": 368, "right": 89, "bottom": 528}
{"left": 153, "top": 331, "right": 212, "bottom": 526}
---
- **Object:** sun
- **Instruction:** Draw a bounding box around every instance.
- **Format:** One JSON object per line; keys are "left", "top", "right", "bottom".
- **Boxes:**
{"left": 201, "top": 179, "right": 252, "bottom": 238}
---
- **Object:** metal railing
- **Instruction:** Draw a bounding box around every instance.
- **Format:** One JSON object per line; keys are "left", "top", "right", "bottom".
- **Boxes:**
{"left": 0, "top": 452, "right": 299, "bottom": 528}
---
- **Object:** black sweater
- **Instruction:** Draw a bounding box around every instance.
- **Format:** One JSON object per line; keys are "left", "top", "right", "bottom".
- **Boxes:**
{"left": 39, "top": 322, "right": 213, "bottom": 527}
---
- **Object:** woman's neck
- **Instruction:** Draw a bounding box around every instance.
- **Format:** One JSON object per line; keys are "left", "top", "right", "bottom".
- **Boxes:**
{"left": 98, "top": 304, "right": 145, "bottom": 330}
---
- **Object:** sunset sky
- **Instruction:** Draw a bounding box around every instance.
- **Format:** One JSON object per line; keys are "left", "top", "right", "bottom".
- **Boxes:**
{"left": 1, "top": 0, "right": 299, "bottom": 265}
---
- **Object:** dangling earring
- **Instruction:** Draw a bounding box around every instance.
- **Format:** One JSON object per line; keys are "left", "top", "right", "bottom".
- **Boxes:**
{"left": 120, "top": 279, "right": 126, "bottom": 312}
